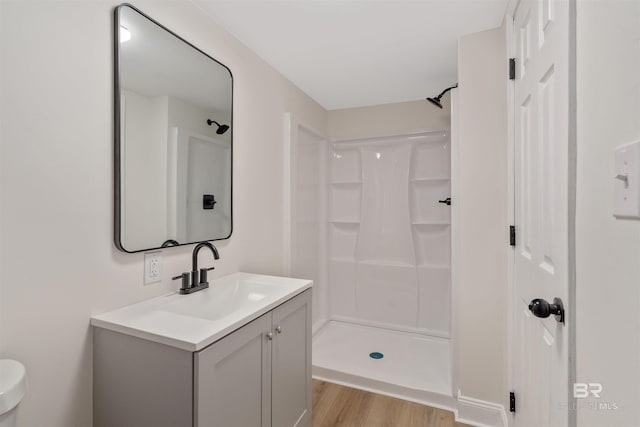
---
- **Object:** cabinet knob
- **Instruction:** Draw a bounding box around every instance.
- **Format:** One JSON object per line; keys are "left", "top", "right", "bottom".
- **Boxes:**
{"left": 275, "top": 326, "right": 282, "bottom": 334}
{"left": 266, "top": 332, "right": 273, "bottom": 341}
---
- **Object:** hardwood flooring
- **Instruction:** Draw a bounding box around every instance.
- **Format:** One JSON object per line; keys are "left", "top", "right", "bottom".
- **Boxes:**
{"left": 312, "top": 380, "right": 472, "bottom": 427}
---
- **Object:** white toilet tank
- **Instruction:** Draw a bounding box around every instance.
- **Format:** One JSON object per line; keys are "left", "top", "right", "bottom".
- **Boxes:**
{"left": 0, "top": 360, "right": 26, "bottom": 427}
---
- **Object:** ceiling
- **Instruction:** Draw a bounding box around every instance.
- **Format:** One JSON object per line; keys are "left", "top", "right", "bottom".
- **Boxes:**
{"left": 195, "top": 1, "right": 508, "bottom": 110}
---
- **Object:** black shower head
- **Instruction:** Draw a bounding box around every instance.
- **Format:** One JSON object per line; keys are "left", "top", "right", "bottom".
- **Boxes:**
{"left": 426, "top": 97, "right": 443, "bottom": 109}
{"left": 206, "top": 119, "right": 230, "bottom": 135}
{"left": 426, "top": 84, "right": 458, "bottom": 109}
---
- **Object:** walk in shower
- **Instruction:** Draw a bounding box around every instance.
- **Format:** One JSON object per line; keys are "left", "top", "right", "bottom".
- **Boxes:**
{"left": 288, "top": 122, "right": 453, "bottom": 408}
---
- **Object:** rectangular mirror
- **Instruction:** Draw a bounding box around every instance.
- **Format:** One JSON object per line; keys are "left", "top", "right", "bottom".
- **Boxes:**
{"left": 114, "top": 4, "right": 233, "bottom": 252}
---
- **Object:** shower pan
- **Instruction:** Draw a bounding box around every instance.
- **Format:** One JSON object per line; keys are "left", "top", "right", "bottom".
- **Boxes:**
{"left": 288, "top": 121, "right": 454, "bottom": 409}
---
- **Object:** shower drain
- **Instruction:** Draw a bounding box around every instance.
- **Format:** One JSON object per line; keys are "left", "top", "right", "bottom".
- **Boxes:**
{"left": 369, "top": 352, "right": 384, "bottom": 360}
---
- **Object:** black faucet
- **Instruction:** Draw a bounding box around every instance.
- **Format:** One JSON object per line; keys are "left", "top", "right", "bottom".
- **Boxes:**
{"left": 172, "top": 242, "right": 220, "bottom": 295}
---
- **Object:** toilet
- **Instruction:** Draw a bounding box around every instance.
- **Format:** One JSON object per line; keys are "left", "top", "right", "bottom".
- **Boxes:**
{"left": 0, "top": 360, "right": 26, "bottom": 427}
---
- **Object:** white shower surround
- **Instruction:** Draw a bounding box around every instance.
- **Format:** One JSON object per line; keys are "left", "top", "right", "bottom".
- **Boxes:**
{"left": 327, "top": 131, "right": 452, "bottom": 337}
{"left": 287, "top": 118, "right": 454, "bottom": 408}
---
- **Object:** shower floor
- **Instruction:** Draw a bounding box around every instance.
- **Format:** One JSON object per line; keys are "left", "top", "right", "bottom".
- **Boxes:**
{"left": 312, "top": 321, "right": 453, "bottom": 408}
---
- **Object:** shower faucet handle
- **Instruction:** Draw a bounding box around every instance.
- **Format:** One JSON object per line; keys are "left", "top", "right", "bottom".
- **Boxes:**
{"left": 438, "top": 197, "right": 452, "bottom": 206}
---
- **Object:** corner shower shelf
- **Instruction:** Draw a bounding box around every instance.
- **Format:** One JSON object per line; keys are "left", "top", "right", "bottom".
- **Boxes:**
{"left": 411, "top": 223, "right": 451, "bottom": 231}
{"left": 330, "top": 220, "right": 360, "bottom": 225}
{"left": 330, "top": 181, "right": 362, "bottom": 186}
{"left": 411, "top": 221, "right": 451, "bottom": 226}
{"left": 418, "top": 264, "right": 450, "bottom": 269}
{"left": 330, "top": 257, "right": 357, "bottom": 263}
{"left": 410, "top": 177, "right": 450, "bottom": 183}
{"left": 357, "top": 260, "right": 415, "bottom": 268}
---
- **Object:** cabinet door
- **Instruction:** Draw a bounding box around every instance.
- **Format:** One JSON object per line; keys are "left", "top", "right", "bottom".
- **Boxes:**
{"left": 195, "top": 313, "right": 272, "bottom": 427}
{"left": 271, "top": 289, "right": 312, "bottom": 427}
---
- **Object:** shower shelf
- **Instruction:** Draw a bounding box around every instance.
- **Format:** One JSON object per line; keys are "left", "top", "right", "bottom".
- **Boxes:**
{"left": 357, "top": 260, "right": 415, "bottom": 268}
{"left": 411, "top": 223, "right": 451, "bottom": 229}
{"left": 410, "top": 177, "right": 450, "bottom": 183}
{"left": 418, "top": 264, "right": 451, "bottom": 269}
{"left": 330, "top": 257, "right": 357, "bottom": 263}
{"left": 330, "top": 181, "right": 361, "bottom": 186}
{"left": 411, "top": 221, "right": 450, "bottom": 225}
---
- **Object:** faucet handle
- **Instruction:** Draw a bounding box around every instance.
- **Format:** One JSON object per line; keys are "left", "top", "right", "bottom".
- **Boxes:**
{"left": 172, "top": 272, "right": 190, "bottom": 292}
{"left": 199, "top": 266, "right": 215, "bottom": 285}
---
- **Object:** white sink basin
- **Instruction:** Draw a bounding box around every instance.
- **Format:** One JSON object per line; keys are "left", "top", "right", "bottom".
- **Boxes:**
{"left": 91, "top": 272, "right": 312, "bottom": 351}
{"left": 162, "top": 279, "right": 281, "bottom": 321}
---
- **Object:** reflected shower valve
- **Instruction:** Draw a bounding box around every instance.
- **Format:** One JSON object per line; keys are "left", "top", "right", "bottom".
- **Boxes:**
{"left": 203, "top": 194, "right": 217, "bottom": 210}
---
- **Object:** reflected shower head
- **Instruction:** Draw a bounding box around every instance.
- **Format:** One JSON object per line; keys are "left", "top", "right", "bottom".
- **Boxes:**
{"left": 206, "top": 119, "right": 230, "bottom": 135}
{"left": 426, "top": 84, "right": 458, "bottom": 109}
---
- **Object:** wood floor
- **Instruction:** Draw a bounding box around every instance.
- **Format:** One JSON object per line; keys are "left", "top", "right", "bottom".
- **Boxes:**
{"left": 312, "top": 380, "right": 472, "bottom": 427}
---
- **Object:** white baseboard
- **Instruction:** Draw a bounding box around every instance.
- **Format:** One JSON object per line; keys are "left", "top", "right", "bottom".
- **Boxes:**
{"left": 313, "top": 367, "right": 457, "bottom": 414}
{"left": 455, "top": 391, "right": 508, "bottom": 427}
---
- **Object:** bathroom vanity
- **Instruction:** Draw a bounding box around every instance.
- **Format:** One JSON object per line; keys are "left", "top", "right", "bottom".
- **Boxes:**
{"left": 91, "top": 273, "right": 312, "bottom": 427}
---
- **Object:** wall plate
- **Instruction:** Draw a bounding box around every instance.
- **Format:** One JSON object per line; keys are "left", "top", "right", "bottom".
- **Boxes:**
{"left": 614, "top": 141, "right": 640, "bottom": 219}
{"left": 144, "top": 251, "right": 162, "bottom": 285}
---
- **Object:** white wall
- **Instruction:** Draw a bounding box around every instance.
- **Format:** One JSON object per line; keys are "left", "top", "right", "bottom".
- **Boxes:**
{"left": 290, "top": 124, "right": 327, "bottom": 328}
{"left": 327, "top": 99, "right": 451, "bottom": 140}
{"left": 457, "top": 25, "right": 508, "bottom": 407}
{"left": 0, "top": 1, "right": 326, "bottom": 426}
{"left": 576, "top": 1, "right": 640, "bottom": 425}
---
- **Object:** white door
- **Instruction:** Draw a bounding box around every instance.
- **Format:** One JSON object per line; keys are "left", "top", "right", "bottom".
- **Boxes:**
{"left": 513, "top": 0, "right": 571, "bottom": 426}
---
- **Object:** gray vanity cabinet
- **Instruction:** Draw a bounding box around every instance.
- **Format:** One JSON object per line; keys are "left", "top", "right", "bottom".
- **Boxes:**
{"left": 94, "top": 289, "right": 311, "bottom": 427}
{"left": 195, "top": 289, "right": 312, "bottom": 427}
{"left": 271, "top": 292, "right": 312, "bottom": 427}
{"left": 195, "top": 313, "right": 272, "bottom": 426}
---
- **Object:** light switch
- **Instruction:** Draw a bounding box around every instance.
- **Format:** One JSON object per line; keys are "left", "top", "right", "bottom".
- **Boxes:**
{"left": 614, "top": 141, "right": 640, "bottom": 219}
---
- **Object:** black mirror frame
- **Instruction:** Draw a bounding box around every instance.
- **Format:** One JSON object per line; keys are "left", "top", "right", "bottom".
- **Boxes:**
{"left": 113, "top": 3, "right": 233, "bottom": 253}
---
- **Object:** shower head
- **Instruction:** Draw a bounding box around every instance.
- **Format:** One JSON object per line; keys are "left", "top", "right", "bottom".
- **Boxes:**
{"left": 206, "top": 119, "right": 230, "bottom": 135}
{"left": 426, "top": 97, "right": 443, "bottom": 109}
{"left": 426, "top": 84, "right": 458, "bottom": 109}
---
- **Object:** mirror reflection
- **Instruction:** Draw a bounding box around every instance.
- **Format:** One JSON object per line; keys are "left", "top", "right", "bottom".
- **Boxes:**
{"left": 115, "top": 4, "right": 233, "bottom": 252}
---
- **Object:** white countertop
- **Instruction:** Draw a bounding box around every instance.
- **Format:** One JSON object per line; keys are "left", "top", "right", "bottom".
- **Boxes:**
{"left": 91, "top": 272, "right": 312, "bottom": 351}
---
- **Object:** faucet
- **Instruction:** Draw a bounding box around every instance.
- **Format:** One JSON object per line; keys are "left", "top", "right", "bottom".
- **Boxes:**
{"left": 172, "top": 242, "right": 220, "bottom": 295}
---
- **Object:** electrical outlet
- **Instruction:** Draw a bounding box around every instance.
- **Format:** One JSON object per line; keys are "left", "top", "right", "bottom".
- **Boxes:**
{"left": 144, "top": 251, "right": 162, "bottom": 285}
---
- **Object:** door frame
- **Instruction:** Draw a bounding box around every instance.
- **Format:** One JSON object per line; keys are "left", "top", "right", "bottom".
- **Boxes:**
{"left": 504, "top": 0, "right": 577, "bottom": 426}
{"left": 283, "top": 112, "right": 329, "bottom": 333}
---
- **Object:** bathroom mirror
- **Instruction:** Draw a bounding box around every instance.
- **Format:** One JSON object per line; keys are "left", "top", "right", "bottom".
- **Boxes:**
{"left": 114, "top": 4, "right": 233, "bottom": 253}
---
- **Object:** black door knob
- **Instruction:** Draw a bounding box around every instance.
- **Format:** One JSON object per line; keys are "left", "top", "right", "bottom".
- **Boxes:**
{"left": 528, "top": 298, "right": 564, "bottom": 324}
